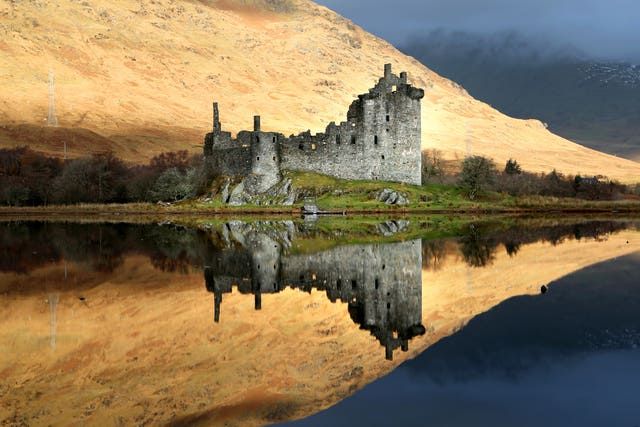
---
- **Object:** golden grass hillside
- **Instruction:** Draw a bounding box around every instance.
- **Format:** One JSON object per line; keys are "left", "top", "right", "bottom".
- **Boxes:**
{"left": 1, "top": 0, "right": 639, "bottom": 181}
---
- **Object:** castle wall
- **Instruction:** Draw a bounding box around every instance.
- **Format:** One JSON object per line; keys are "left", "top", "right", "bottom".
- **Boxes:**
{"left": 279, "top": 121, "right": 371, "bottom": 181}
{"left": 377, "top": 85, "right": 423, "bottom": 185}
{"left": 204, "top": 64, "right": 424, "bottom": 188}
{"left": 204, "top": 131, "right": 252, "bottom": 177}
{"left": 278, "top": 67, "right": 423, "bottom": 185}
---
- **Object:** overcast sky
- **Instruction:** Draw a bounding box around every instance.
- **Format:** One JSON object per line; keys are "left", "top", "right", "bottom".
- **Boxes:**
{"left": 314, "top": 0, "right": 640, "bottom": 62}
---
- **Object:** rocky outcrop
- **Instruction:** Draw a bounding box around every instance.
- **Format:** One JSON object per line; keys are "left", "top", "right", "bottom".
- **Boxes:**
{"left": 227, "top": 177, "right": 297, "bottom": 206}
{"left": 376, "top": 188, "right": 410, "bottom": 206}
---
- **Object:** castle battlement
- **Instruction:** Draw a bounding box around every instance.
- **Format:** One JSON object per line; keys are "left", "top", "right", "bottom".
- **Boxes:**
{"left": 203, "top": 64, "right": 424, "bottom": 190}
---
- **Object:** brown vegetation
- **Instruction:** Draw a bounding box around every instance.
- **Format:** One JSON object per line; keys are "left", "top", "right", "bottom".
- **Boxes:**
{"left": 0, "top": 147, "right": 215, "bottom": 205}
{"left": 423, "top": 152, "right": 635, "bottom": 202}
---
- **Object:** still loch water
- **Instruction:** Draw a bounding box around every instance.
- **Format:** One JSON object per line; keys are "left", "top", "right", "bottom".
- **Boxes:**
{"left": 0, "top": 218, "right": 638, "bottom": 426}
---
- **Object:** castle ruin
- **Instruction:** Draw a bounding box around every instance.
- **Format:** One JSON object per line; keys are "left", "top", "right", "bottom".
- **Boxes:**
{"left": 204, "top": 64, "right": 424, "bottom": 190}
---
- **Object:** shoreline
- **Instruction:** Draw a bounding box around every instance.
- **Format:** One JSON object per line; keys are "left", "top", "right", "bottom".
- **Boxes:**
{"left": 1, "top": 203, "right": 640, "bottom": 219}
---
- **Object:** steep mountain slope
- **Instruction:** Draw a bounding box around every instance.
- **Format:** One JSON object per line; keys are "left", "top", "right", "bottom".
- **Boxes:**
{"left": 402, "top": 31, "right": 640, "bottom": 162}
{"left": 1, "top": 0, "right": 639, "bottom": 181}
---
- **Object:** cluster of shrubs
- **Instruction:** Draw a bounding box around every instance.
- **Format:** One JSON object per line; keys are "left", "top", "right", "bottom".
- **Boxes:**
{"left": 2, "top": 146, "right": 636, "bottom": 206}
{"left": 422, "top": 149, "right": 635, "bottom": 200}
{"left": 0, "top": 147, "right": 217, "bottom": 206}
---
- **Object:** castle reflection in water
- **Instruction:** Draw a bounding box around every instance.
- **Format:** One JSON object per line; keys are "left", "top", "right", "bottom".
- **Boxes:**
{"left": 204, "top": 221, "right": 425, "bottom": 360}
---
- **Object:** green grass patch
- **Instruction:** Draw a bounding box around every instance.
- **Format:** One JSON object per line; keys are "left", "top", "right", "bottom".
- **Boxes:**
{"left": 286, "top": 170, "right": 505, "bottom": 212}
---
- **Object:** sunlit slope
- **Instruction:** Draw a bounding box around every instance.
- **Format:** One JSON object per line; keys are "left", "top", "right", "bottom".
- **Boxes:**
{"left": 1, "top": 230, "right": 639, "bottom": 426}
{"left": 2, "top": 0, "right": 640, "bottom": 180}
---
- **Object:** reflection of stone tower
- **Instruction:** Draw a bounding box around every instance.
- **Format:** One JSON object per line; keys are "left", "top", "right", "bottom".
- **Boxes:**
{"left": 204, "top": 267, "right": 224, "bottom": 323}
{"left": 283, "top": 239, "right": 425, "bottom": 361}
{"left": 202, "top": 222, "right": 424, "bottom": 360}
{"left": 47, "top": 71, "right": 58, "bottom": 127}
{"left": 244, "top": 223, "right": 282, "bottom": 309}
{"left": 48, "top": 292, "right": 59, "bottom": 351}
{"left": 204, "top": 222, "right": 291, "bottom": 322}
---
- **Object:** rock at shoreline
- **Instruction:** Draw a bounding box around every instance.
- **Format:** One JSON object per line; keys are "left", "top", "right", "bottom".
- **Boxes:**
{"left": 376, "top": 188, "right": 410, "bottom": 206}
{"left": 226, "top": 177, "right": 296, "bottom": 206}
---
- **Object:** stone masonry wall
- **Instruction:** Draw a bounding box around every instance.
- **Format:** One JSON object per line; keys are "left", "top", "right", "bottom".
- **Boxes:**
{"left": 246, "top": 129, "right": 281, "bottom": 192}
{"left": 203, "top": 64, "right": 424, "bottom": 189}
{"left": 204, "top": 131, "right": 252, "bottom": 177}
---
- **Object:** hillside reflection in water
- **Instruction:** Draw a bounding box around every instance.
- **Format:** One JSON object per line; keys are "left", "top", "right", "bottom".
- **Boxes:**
{"left": 0, "top": 218, "right": 638, "bottom": 426}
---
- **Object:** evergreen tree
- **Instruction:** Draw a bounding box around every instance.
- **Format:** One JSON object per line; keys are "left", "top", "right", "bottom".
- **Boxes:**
{"left": 504, "top": 158, "right": 522, "bottom": 175}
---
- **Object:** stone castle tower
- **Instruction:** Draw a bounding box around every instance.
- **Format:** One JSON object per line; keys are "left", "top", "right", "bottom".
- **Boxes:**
{"left": 204, "top": 64, "right": 424, "bottom": 189}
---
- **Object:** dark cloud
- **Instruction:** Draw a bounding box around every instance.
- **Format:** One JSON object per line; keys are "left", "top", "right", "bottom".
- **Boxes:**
{"left": 314, "top": 0, "right": 640, "bottom": 62}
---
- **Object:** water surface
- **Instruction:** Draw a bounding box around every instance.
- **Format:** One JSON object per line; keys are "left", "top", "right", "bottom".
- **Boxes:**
{"left": 0, "top": 218, "right": 638, "bottom": 426}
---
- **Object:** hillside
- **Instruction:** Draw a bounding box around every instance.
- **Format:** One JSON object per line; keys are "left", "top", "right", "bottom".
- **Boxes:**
{"left": 1, "top": 0, "right": 640, "bottom": 182}
{"left": 402, "top": 31, "right": 640, "bottom": 162}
